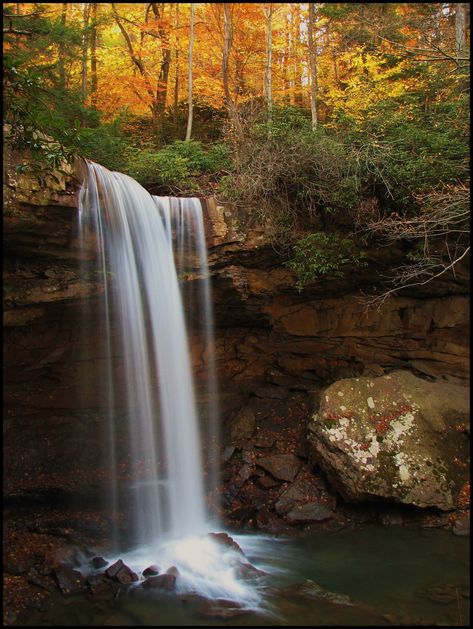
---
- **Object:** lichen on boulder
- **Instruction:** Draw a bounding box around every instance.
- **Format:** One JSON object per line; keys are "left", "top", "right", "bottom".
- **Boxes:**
{"left": 308, "top": 370, "right": 469, "bottom": 511}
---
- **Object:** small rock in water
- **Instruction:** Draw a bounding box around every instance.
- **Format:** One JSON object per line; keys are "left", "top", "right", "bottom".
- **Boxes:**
{"left": 279, "top": 579, "right": 355, "bottom": 607}
{"left": 285, "top": 502, "right": 334, "bottom": 524}
{"left": 142, "top": 573, "right": 176, "bottom": 590}
{"left": 92, "top": 556, "right": 108, "bottom": 569}
{"left": 452, "top": 512, "right": 470, "bottom": 536}
{"left": 142, "top": 564, "right": 160, "bottom": 577}
{"left": 106, "top": 559, "right": 125, "bottom": 579}
{"left": 52, "top": 563, "right": 86, "bottom": 596}
{"left": 197, "top": 598, "right": 247, "bottom": 619}
{"left": 166, "top": 566, "right": 179, "bottom": 577}
{"left": 208, "top": 532, "right": 245, "bottom": 556}
{"left": 106, "top": 559, "right": 139, "bottom": 584}
{"left": 232, "top": 560, "right": 267, "bottom": 580}
{"left": 87, "top": 573, "right": 112, "bottom": 596}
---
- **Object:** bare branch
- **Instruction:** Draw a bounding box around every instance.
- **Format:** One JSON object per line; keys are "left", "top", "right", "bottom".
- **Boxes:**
{"left": 3, "top": 26, "right": 31, "bottom": 35}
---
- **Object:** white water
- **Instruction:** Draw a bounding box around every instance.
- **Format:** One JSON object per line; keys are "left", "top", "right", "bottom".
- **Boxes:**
{"left": 78, "top": 161, "right": 265, "bottom": 608}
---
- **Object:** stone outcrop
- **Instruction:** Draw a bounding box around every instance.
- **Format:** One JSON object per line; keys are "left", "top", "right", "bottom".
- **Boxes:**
{"left": 3, "top": 147, "right": 469, "bottom": 526}
{"left": 307, "top": 371, "right": 470, "bottom": 510}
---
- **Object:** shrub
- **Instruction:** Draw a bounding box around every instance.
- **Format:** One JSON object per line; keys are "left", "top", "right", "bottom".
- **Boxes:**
{"left": 285, "top": 232, "right": 368, "bottom": 291}
{"left": 124, "top": 140, "right": 231, "bottom": 192}
{"left": 221, "top": 105, "right": 361, "bottom": 242}
{"left": 77, "top": 123, "right": 129, "bottom": 173}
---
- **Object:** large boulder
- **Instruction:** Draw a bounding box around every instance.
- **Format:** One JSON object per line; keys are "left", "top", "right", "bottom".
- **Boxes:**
{"left": 308, "top": 371, "right": 469, "bottom": 510}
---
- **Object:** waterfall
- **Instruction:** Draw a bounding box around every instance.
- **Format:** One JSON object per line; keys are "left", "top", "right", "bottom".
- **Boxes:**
{"left": 79, "top": 161, "right": 216, "bottom": 548}
{"left": 78, "top": 161, "right": 265, "bottom": 608}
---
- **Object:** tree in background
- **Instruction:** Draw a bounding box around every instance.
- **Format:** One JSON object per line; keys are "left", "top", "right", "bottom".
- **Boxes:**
{"left": 185, "top": 3, "right": 195, "bottom": 141}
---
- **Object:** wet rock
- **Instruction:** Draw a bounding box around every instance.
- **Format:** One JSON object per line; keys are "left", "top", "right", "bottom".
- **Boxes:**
{"left": 232, "top": 560, "right": 267, "bottom": 580}
{"left": 106, "top": 559, "right": 126, "bottom": 579}
{"left": 257, "top": 474, "right": 281, "bottom": 488}
{"left": 275, "top": 477, "right": 321, "bottom": 514}
{"left": 52, "top": 562, "right": 86, "bottom": 596}
{"left": 142, "top": 564, "right": 160, "bottom": 577}
{"left": 229, "top": 407, "right": 255, "bottom": 444}
{"left": 166, "top": 566, "right": 179, "bottom": 577}
{"left": 452, "top": 511, "right": 470, "bottom": 536}
{"left": 142, "top": 573, "right": 176, "bottom": 590}
{"left": 208, "top": 532, "right": 245, "bottom": 556}
{"left": 222, "top": 445, "right": 235, "bottom": 462}
{"left": 87, "top": 573, "right": 113, "bottom": 596}
{"left": 278, "top": 579, "right": 355, "bottom": 607}
{"left": 419, "top": 512, "right": 451, "bottom": 528}
{"left": 256, "top": 506, "right": 292, "bottom": 534}
{"left": 256, "top": 453, "right": 302, "bottom": 482}
{"left": 308, "top": 371, "right": 470, "bottom": 510}
{"left": 197, "top": 598, "right": 247, "bottom": 619}
{"left": 105, "top": 559, "right": 139, "bottom": 584}
{"left": 91, "top": 556, "right": 108, "bottom": 569}
{"left": 27, "top": 574, "right": 56, "bottom": 593}
{"left": 285, "top": 502, "right": 334, "bottom": 524}
{"left": 236, "top": 463, "right": 252, "bottom": 485}
{"left": 254, "top": 385, "right": 289, "bottom": 400}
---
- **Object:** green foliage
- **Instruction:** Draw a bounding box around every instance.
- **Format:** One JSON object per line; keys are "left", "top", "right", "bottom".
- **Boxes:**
{"left": 332, "top": 68, "right": 470, "bottom": 214}
{"left": 4, "top": 56, "right": 80, "bottom": 180}
{"left": 162, "top": 101, "right": 227, "bottom": 144}
{"left": 285, "top": 232, "right": 368, "bottom": 291}
{"left": 124, "top": 140, "right": 231, "bottom": 191}
{"left": 76, "top": 122, "right": 129, "bottom": 173}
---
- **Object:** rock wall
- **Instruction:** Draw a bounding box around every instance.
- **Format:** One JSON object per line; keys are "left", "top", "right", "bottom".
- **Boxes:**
{"left": 3, "top": 156, "right": 470, "bottom": 530}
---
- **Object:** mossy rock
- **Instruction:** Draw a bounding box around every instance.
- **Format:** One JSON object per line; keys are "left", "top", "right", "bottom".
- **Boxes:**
{"left": 308, "top": 371, "right": 469, "bottom": 510}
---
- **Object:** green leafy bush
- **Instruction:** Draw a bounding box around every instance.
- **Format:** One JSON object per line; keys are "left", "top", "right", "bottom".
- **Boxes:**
{"left": 76, "top": 122, "right": 129, "bottom": 173}
{"left": 124, "top": 140, "right": 231, "bottom": 191}
{"left": 285, "top": 232, "right": 368, "bottom": 291}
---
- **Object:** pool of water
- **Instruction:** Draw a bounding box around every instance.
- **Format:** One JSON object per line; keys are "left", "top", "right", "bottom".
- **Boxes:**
{"left": 24, "top": 525, "right": 469, "bottom": 626}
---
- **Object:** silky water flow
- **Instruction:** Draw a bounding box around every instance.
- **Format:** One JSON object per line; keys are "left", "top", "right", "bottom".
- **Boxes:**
{"left": 78, "top": 161, "right": 265, "bottom": 608}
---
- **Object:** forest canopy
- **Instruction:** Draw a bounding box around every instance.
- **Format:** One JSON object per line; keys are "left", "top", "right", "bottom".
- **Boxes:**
{"left": 3, "top": 2, "right": 470, "bottom": 297}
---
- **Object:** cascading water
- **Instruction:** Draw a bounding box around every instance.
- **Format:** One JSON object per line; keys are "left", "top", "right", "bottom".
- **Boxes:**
{"left": 78, "top": 161, "right": 264, "bottom": 608}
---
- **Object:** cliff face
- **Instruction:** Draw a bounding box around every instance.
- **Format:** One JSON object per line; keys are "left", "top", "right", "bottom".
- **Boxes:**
{"left": 203, "top": 198, "right": 469, "bottom": 390}
{"left": 3, "top": 156, "right": 469, "bottom": 518}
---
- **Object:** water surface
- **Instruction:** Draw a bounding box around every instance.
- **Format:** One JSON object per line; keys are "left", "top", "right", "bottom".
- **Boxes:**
{"left": 25, "top": 525, "right": 469, "bottom": 626}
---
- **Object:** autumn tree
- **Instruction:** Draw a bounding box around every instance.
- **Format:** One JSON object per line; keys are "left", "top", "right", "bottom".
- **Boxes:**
{"left": 308, "top": 3, "right": 318, "bottom": 130}
{"left": 111, "top": 2, "right": 173, "bottom": 137}
{"left": 262, "top": 3, "right": 274, "bottom": 121}
{"left": 185, "top": 3, "right": 195, "bottom": 141}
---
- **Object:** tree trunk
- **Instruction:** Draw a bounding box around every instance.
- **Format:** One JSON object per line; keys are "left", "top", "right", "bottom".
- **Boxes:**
{"left": 293, "top": 4, "right": 303, "bottom": 106}
{"left": 90, "top": 3, "right": 98, "bottom": 107}
{"left": 263, "top": 4, "right": 273, "bottom": 123}
{"left": 151, "top": 3, "right": 172, "bottom": 134}
{"left": 185, "top": 3, "right": 194, "bottom": 141}
{"left": 308, "top": 3, "right": 318, "bottom": 130}
{"left": 455, "top": 3, "right": 468, "bottom": 62}
{"left": 283, "top": 12, "right": 290, "bottom": 104}
{"left": 81, "top": 3, "right": 91, "bottom": 104}
{"left": 287, "top": 10, "right": 294, "bottom": 105}
{"left": 111, "top": 4, "right": 157, "bottom": 129}
{"left": 173, "top": 2, "right": 180, "bottom": 127}
{"left": 58, "top": 3, "right": 67, "bottom": 89}
{"left": 222, "top": 4, "right": 234, "bottom": 115}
